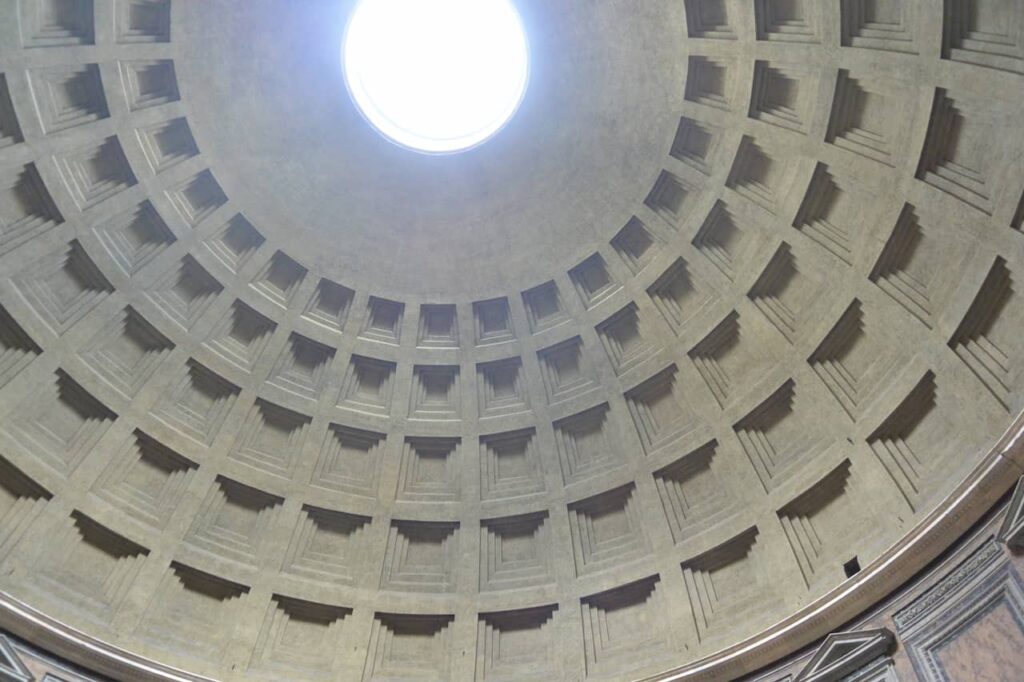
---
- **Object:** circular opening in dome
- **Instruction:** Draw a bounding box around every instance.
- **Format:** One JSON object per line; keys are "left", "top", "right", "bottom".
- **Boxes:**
{"left": 342, "top": 0, "right": 529, "bottom": 154}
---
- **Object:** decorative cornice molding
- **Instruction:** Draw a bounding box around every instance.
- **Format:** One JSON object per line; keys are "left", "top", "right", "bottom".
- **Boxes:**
{"left": 893, "top": 538, "right": 1003, "bottom": 631}
{"left": 997, "top": 475, "right": 1024, "bottom": 550}
{"left": 0, "top": 634, "right": 32, "bottom": 682}
{"left": 793, "top": 628, "right": 895, "bottom": 682}
{"left": 902, "top": 560, "right": 1024, "bottom": 682}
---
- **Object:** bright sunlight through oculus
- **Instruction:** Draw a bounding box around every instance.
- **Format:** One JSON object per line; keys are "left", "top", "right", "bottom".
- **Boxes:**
{"left": 343, "top": 0, "right": 529, "bottom": 154}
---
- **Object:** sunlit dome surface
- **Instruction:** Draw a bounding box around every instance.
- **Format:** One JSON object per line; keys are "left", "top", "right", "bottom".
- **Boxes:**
{"left": 343, "top": 0, "right": 530, "bottom": 154}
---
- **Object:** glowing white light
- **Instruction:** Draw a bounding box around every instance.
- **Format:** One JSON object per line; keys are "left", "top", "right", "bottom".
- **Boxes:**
{"left": 343, "top": 0, "right": 529, "bottom": 154}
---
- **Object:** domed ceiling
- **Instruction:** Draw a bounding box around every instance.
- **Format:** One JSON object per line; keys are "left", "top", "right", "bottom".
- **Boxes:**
{"left": 0, "top": 1, "right": 1021, "bottom": 681}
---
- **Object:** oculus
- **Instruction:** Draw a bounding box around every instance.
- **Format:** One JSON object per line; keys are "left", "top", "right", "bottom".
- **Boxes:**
{"left": 343, "top": 0, "right": 529, "bottom": 154}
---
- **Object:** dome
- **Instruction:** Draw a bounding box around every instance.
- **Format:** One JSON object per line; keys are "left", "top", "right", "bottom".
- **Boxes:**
{"left": 0, "top": 1, "right": 1021, "bottom": 680}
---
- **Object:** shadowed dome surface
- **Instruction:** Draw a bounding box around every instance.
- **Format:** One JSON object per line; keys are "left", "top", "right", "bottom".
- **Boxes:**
{"left": 0, "top": 1, "right": 1021, "bottom": 681}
